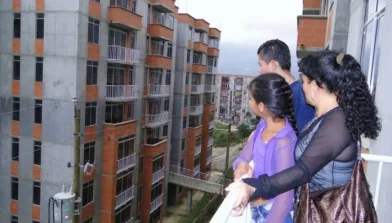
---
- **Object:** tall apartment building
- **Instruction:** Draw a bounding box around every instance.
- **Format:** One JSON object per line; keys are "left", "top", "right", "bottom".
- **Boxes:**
{"left": 0, "top": 0, "right": 180, "bottom": 222}
{"left": 216, "top": 74, "right": 253, "bottom": 125}
{"left": 168, "top": 13, "right": 220, "bottom": 205}
{"left": 298, "top": 0, "right": 391, "bottom": 221}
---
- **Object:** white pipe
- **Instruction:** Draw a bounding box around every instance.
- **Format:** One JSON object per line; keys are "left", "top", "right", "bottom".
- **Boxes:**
{"left": 374, "top": 162, "right": 383, "bottom": 209}
{"left": 361, "top": 153, "right": 392, "bottom": 163}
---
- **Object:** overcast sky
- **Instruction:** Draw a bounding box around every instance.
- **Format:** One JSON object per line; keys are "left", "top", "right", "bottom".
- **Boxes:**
{"left": 177, "top": 0, "right": 303, "bottom": 76}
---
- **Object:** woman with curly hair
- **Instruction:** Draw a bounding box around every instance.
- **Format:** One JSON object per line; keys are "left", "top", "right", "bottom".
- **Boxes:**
{"left": 226, "top": 51, "right": 381, "bottom": 221}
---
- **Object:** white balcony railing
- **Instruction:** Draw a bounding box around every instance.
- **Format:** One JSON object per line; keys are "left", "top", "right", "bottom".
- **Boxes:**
{"left": 207, "top": 156, "right": 212, "bottom": 165}
{"left": 125, "top": 217, "right": 133, "bottom": 223}
{"left": 107, "top": 45, "right": 140, "bottom": 64}
{"left": 146, "top": 112, "right": 169, "bottom": 127}
{"left": 191, "top": 85, "right": 204, "bottom": 94}
{"left": 150, "top": 194, "right": 163, "bottom": 213}
{"left": 193, "top": 165, "right": 200, "bottom": 175}
{"left": 106, "top": 85, "right": 138, "bottom": 101}
{"left": 211, "top": 154, "right": 392, "bottom": 222}
{"left": 208, "top": 66, "right": 214, "bottom": 73}
{"left": 152, "top": 168, "right": 165, "bottom": 185}
{"left": 208, "top": 138, "right": 213, "bottom": 147}
{"left": 190, "top": 105, "right": 203, "bottom": 115}
{"left": 147, "top": 85, "right": 170, "bottom": 97}
{"left": 195, "top": 144, "right": 201, "bottom": 155}
{"left": 115, "top": 186, "right": 135, "bottom": 209}
{"left": 209, "top": 121, "right": 215, "bottom": 129}
{"left": 205, "top": 85, "right": 217, "bottom": 92}
{"left": 117, "top": 153, "right": 136, "bottom": 173}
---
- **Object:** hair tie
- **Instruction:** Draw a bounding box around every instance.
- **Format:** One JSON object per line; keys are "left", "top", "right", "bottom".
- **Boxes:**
{"left": 336, "top": 54, "right": 344, "bottom": 65}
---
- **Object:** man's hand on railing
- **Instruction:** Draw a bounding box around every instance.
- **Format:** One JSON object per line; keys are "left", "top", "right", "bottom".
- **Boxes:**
{"left": 234, "top": 162, "right": 254, "bottom": 181}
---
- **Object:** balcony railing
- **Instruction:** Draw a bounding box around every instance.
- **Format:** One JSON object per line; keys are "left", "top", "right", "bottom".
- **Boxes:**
{"left": 194, "top": 165, "right": 200, "bottom": 175}
{"left": 195, "top": 144, "right": 201, "bottom": 155}
{"left": 106, "top": 85, "right": 138, "bottom": 101}
{"left": 115, "top": 185, "right": 135, "bottom": 209}
{"left": 191, "top": 85, "right": 204, "bottom": 94}
{"left": 205, "top": 85, "right": 216, "bottom": 92}
{"left": 146, "top": 112, "right": 169, "bottom": 127}
{"left": 117, "top": 153, "right": 136, "bottom": 173}
{"left": 208, "top": 66, "right": 213, "bottom": 73}
{"left": 150, "top": 194, "right": 163, "bottom": 213}
{"left": 125, "top": 217, "right": 133, "bottom": 223}
{"left": 207, "top": 156, "right": 212, "bottom": 165}
{"left": 107, "top": 45, "right": 140, "bottom": 64}
{"left": 209, "top": 121, "right": 215, "bottom": 129}
{"left": 208, "top": 138, "right": 213, "bottom": 147}
{"left": 147, "top": 85, "right": 170, "bottom": 97}
{"left": 190, "top": 105, "right": 203, "bottom": 115}
{"left": 152, "top": 11, "right": 174, "bottom": 29}
{"left": 152, "top": 168, "right": 165, "bottom": 185}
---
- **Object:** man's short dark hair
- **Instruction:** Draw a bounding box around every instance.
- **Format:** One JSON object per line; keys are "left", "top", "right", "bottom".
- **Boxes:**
{"left": 257, "top": 39, "right": 291, "bottom": 71}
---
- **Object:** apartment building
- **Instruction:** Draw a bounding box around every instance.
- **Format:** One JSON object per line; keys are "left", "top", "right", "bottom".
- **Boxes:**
{"left": 0, "top": 0, "right": 179, "bottom": 222}
{"left": 298, "top": 0, "right": 391, "bottom": 221}
{"left": 215, "top": 74, "right": 253, "bottom": 125}
{"left": 168, "top": 13, "right": 221, "bottom": 205}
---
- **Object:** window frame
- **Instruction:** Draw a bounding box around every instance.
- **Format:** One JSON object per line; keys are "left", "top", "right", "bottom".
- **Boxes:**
{"left": 82, "top": 180, "right": 94, "bottom": 206}
{"left": 12, "top": 97, "right": 20, "bottom": 121}
{"left": 12, "top": 137, "right": 19, "bottom": 161}
{"left": 33, "top": 181, "right": 41, "bottom": 205}
{"left": 13, "top": 56, "right": 20, "bottom": 81}
{"left": 14, "top": 13, "right": 21, "bottom": 38}
{"left": 33, "top": 141, "right": 41, "bottom": 165}
{"left": 36, "top": 13, "right": 44, "bottom": 39}
{"left": 86, "top": 61, "right": 98, "bottom": 85}
{"left": 34, "top": 99, "right": 42, "bottom": 124}
{"left": 85, "top": 102, "right": 97, "bottom": 126}
{"left": 88, "top": 17, "right": 100, "bottom": 44}
{"left": 84, "top": 141, "right": 95, "bottom": 164}
{"left": 11, "top": 177, "right": 18, "bottom": 200}
{"left": 36, "top": 57, "right": 43, "bottom": 82}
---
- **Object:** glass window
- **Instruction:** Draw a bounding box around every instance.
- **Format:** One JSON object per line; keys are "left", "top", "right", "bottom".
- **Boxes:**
{"left": 11, "top": 177, "right": 18, "bottom": 200}
{"left": 36, "top": 13, "right": 44, "bottom": 39}
{"left": 13, "top": 97, "right": 20, "bottom": 121}
{"left": 86, "top": 61, "right": 98, "bottom": 85}
{"left": 167, "top": 43, "right": 173, "bottom": 58}
{"left": 88, "top": 17, "right": 100, "bottom": 44}
{"left": 85, "top": 102, "right": 97, "bottom": 126}
{"left": 369, "top": 14, "right": 384, "bottom": 96}
{"left": 12, "top": 138, "right": 19, "bottom": 161}
{"left": 84, "top": 142, "right": 95, "bottom": 164}
{"left": 14, "top": 13, "right": 21, "bottom": 38}
{"left": 33, "top": 141, "right": 41, "bottom": 165}
{"left": 33, "top": 181, "right": 40, "bottom": 205}
{"left": 82, "top": 180, "right": 94, "bottom": 206}
{"left": 13, "top": 56, "right": 20, "bottom": 80}
{"left": 35, "top": 99, "right": 42, "bottom": 124}
{"left": 117, "top": 136, "right": 135, "bottom": 160}
{"left": 36, "top": 57, "right": 43, "bottom": 82}
{"left": 11, "top": 216, "right": 18, "bottom": 223}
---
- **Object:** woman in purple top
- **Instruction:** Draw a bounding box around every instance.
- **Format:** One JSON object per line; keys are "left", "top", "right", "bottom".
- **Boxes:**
{"left": 232, "top": 74, "right": 297, "bottom": 223}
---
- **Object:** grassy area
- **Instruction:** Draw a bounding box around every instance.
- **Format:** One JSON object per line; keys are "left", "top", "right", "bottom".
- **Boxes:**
{"left": 213, "top": 130, "right": 246, "bottom": 148}
{"left": 215, "top": 122, "right": 229, "bottom": 130}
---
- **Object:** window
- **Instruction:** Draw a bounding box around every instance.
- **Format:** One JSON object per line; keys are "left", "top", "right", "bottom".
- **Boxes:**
{"left": 14, "top": 13, "right": 21, "bottom": 38}
{"left": 11, "top": 216, "right": 18, "bottom": 223}
{"left": 187, "top": 26, "right": 193, "bottom": 41}
{"left": 35, "top": 57, "right": 43, "bottom": 82}
{"left": 130, "top": 30, "right": 136, "bottom": 49}
{"left": 184, "top": 95, "right": 188, "bottom": 108}
{"left": 150, "top": 208, "right": 161, "bottom": 223}
{"left": 162, "top": 124, "right": 168, "bottom": 137}
{"left": 187, "top": 50, "right": 191, "bottom": 63}
{"left": 193, "top": 52, "right": 202, "bottom": 64}
{"left": 116, "top": 170, "right": 133, "bottom": 196}
{"left": 138, "top": 185, "right": 143, "bottom": 203}
{"left": 181, "top": 138, "right": 186, "bottom": 151}
{"left": 84, "top": 218, "right": 93, "bottom": 223}
{"left": 105, "top": 102, "right": 124, "bottom": 124}
{"left": 152, "top": 155, "right": 164, "bottom": 173}
{"left": 11, "top": 177, "right": 18, "bottom": 200}
{"left": 109, "top": 28, "right": 126, "bottom": 47}
{"left": 35, "top": 100, "right": 42, "bottom": 124}
{"left": 84, "top": 142, "right": 95, "bottom": 164}
{"left": 183, "top": 117, "right": 187, "bottom": 129}
{"left": 13, "top": 56, "right": 20, "bottom": 80}
{"left": 36, "top": 13, "right": 44, "bottom": 39}
{"left": 115, "top": 200, "right": 132, "bottom": 223}
{"left": 33, "top": 181, "right": 40, "bottom": 205}
{"left": 12, "top": 138, "right": 19, "bottom": 161}
{"left": 167, "top": 43, "right": 173, "bottom": 57}
{"left": 165, "top": 70, "right": 171, "bottom": 85}
{"left": 107, "top": 64, "right": 125, "bottom": 85}
{"left": 151, "top": 40, "right": 164, "bottom": 55}
{"left": 33, "top": 141, "right": 41, "bottom": 165}
{"left": 85, "top": 102, "right": 97, "bottom": 126}
{"left": 127, "top": 102, "right": 135, "bottom": 120}
{"left": 82, "top": 180, "right": 94, "bottom": 206}
{"left": 150, "top": 182, "right": 162, "bottom": 201}
{"left": 164, "top": 98, "right": 170, "bottom": 111}
{"left": 88, "top": 17, "right": 100, "bottom": 44}
{"left": 86, "top": 61, "right": 98, "bottom": 85}
{"left": 118, "top": 136, "right": 135, "bottom": 160}
{"left": 13, "top": 97, "right": 20, "bottom": 121}
{"left": 131, "top": 0, "right": 137, "bottom": 12}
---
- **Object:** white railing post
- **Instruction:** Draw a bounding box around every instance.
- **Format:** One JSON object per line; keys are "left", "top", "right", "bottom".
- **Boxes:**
{"left": 152, "top": 168, "right": 165, "bottom": 184}
{"left": 117, "top": 153, "right": 136, "bottom": 173}
{"left": 107, "top": 45, "right": 140, "bottom": 64}
{"left": 115, "top": 185, "right": 135, "bottom": 209}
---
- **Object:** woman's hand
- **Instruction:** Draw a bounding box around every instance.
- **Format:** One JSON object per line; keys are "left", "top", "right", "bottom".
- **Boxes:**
{"left": 234, "top": 161, "right": 254, "bottom": 181}
{"left": 225, "top": 180, "right": 256, "bottom": 216}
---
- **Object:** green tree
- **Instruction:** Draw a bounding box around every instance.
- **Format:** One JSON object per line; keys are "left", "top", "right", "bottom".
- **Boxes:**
{"left": 237, "top": 123, "right": 252, "bottom": 138}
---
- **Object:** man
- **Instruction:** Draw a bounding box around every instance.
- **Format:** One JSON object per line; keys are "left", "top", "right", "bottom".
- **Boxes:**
{"left": 256, "top": 39, "right": 315, "bottom": 132}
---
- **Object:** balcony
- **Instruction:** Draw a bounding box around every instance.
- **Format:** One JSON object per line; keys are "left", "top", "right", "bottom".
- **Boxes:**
{"left": 148, "top": 24, "right": 174, "bottom": 41}
{"left": 147, "top": 85, "right": 170, "bottom": 97}
{"left": 117, "top": 153, "right": 136, "bottom": 173}
{"left": 146, "top": 112, "right": 169, "bottom": 127}
{"left": 106, "top": 85, "right": 138, "bottom": 101}
{"left": 190, "top": 105, "right": 203, "bottom": 115}
{"left": 191, "top": 85, "right": 204, "bottom": 94}
{"left": 149, "top": 0, "right": 176, "bottom": 13}
{"left": 195, "top": 19, "right": 209, "bottom": 33}
{"left": 150, "top": 194, "right": 163, "bottom": 213}
{"left": 146, "top": 55, "right": 172, "bottom": 70}
{"left": 107, "top": 45, "right": 140, "bottom": 64}
{"left": 209, "top": 28, "right": 221, "bottom": 39}
{"left": 192, "top": 64, "right": 207, "bottom": 73}
{"left": 115, "top": 186, "right": 135, "bottom": 209}
{"left": 194, "top": 42, "right": 208, "bottom": 54}
{"left": 208, "top": 138, "right": 213, "bottom": 147}
{"left": 152, "top": 168, "right": 165, "bottom": 185}
{"left": 194, "top": 165, "right": 200, "bottom": 175}
{"left": 209, "top": 121, "right": 214, "bottom": 129}
{"left": 207, "top": 156, "right": 212, "bottom": 165}
{"left": 297, "top": 15, "right": 327, "bottom": 58}
{"left": 195, "top": 144, "right": 201, "bottom": 155}
{"left": 205, "top": 85, "right": 216, "bottom": 93}
{"left": 205, "top": 93, "right": 216, "bottom": 105}
{"left": 108, "top": 6, "right": 142, "bottom": 30}
{"left": 208, "top": 48, "right": 219, "bottom": 57}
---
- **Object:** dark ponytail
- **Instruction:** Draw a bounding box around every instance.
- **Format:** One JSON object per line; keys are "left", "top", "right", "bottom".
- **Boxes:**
{"left": 249, "top": 74, "right": 298, "bottom": 135}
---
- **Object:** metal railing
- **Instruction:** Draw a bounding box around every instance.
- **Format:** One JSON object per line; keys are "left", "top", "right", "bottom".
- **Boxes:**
{"left": 106, "top": 85, "right": 138, "bottom": 101}
{"left": 146, "top": 112, "right": 169, "bottom": 127}
{"left": 191, "top": 85, "right": 205, "bottom": 94}
{"left": 194, "top": 165, "right": 201, "bottom": 175}
{"left": 190, "top": 105, "right": 203, "bottom": 115}
{"left": 117, "top": 153, "right": 136, "bottom": 173}
{"left": 208, "top": 138, "right": 213, "bottom": 147}
{"left": 208, "top": 66, "right": 214, "bottom": 73}
{"left": 152, "top": 168, "right": 165, "bottom": 185}
{"left": 205, "top": 85, "right": 217, "bottom": 92}
{"left": 147, "top": 84, "right": 170, "bottom": 97}
{"left": 115, "top": 185, "right": 135, "bottom": 209}
{"left": 150, "top": 194, "right": 163, "bottom": 213}
{"left": 211, "top": 153, "right": 392, "bottom": 222}
{"left": 209, "top": 121, "right": 215, "bottom": 129}
{"left": 125, "top": 217, "right": 133, "bottom": 223}
{"left": 152, "top": 11, "right": 174, "bottom": 29}
{"left": 107, "top": 45, "right": 140, "bottom": 64}
{"left": 195, "top": 144, "right": 202, "bottom": 155}
{"left": 207, "top": 156, "right": 212, "bottom": 165}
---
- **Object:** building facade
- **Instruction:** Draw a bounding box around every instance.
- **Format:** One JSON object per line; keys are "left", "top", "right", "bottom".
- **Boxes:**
{"left": 215, "top": 74, "right": 253, "bottom": 125}
{"left": 298, "top": 0, "right": 390, "bottom": 221}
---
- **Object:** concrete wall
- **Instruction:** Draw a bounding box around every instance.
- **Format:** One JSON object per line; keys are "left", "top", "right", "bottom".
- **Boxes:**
{"left": 328, "top": 0, "right": 351, "bottom": 52}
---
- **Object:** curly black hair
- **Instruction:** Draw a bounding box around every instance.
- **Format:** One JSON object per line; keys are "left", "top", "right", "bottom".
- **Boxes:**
{"left": 257, "top": 39, "right": 291, "bottom": 71}
{"left": 298, "top": 51, "right": 381, "bottom": 140}
{"left": 249, "top": 73, "right": 298, "bottom": 135}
